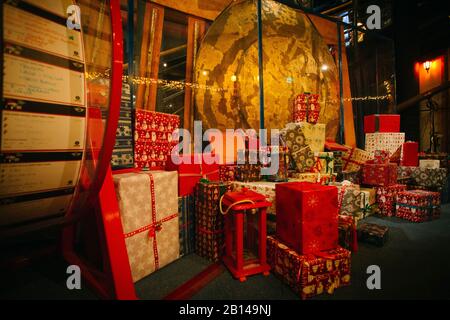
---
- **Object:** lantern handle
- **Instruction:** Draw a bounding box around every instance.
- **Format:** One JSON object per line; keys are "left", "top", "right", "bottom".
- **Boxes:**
{"left": 219, "top": 195, "right": 256, "bottom": 215}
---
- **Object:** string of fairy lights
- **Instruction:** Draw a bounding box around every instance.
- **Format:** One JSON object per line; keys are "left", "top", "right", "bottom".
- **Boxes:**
{"left": 85, "top": 72, "right": 392, "bottom": 102}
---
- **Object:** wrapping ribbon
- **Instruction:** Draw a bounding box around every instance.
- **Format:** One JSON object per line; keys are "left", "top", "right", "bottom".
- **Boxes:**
{"left": 342, "top": 147, "right": 365, "bottom": 171}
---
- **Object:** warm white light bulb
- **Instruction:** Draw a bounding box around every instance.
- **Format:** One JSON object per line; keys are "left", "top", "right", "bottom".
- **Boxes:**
{"left": 321, "top": 64, "right": 328, "bottom": 71}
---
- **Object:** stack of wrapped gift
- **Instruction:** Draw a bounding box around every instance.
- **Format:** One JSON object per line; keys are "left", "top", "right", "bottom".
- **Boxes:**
{"left": 111, "top": 82, "right": 134, "bottom": 169}
{"left": 113, "top": 170, "right": 180, "bottom": 282}
{"left": 364, "top": 114, "right": 405, "bottom": 157}
{"left": 395, "top": 190, "right": 441, "bottom": 222}
{"left": 361, "top": 149, "right": 408, "bottom": 217}
{"left": 267, "top": 236, "right": 351, "bottom": 300}
{"left": 194, "top": 180, "right": 231, "bottom": 262}
{"left": 134, "top": 110, "right": 179, "bottom": 170}
{"left": 267, "top": 182, "right": 351, "bottom": 299}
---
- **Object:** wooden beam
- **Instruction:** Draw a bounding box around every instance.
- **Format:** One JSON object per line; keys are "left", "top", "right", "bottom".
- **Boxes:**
{"left": 150, "top": 0, "right": 233, "bottom": 21}
{"left": 184, "top": 18, "right": 207, "bottom": 134}
{"left": 145, "top": 5, "right": 164, "bottom": 111}
{"left": 135, "top": 2, "right": 152, "bottom": 109}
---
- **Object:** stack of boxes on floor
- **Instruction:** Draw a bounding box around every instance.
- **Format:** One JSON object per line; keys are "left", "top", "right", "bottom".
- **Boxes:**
{"left": 108, "top": 90, "right": 448, "bottom": 296}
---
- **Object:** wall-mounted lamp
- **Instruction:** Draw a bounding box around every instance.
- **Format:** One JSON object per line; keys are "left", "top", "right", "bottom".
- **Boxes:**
{"left": 423, "top": 61, "right": 431, "bottom": 73}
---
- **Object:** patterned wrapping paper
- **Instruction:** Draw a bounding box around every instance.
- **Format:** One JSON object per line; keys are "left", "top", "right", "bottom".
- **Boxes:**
{"left": 235, "top": 163, "right": 262, "bottom": 182}
{"left": 194, "top": 181, "right": 232, "bottom": 262}
{"left": 395, "top": 190, "right": 441, "bottom": 222}
{"left": 418, "top": 152, "right": 449, "bottom": 169}
{"left": 397, "top": 166, "right": 415, "bottom": 184}
{"left": 373, "top": 150, "right": 390, "bottom": 164}
{"left": 310, "top": 152, "right": 334, "bottom": 174}
{"left": 134, "top": 110, "right": 180, "bottom": 170}
{"left": 113, "top": 170, "right": 179, "bottom": 282}
{"left": 365, "top": 132, "right": 405, "bottom": 157}
{"left": 338, "top": 215, "right": 358, "bottom": 252}
{"left": 410, "top": 167, "right": 448, "bottom": 189}
{"left": 261, "top": 146, "right": 290, "bottom": 182}
{"left": 282, "top": 122, "right": 326, "bottom": 153}
{"left": 357, "top": 223, "right": 389, "bottom": 247}
{"left": 231, "top": 181, "right": 277, "bottom": 215}
{"left": 289, "top": 172, "right": 336, "bottom": 185}
{"left": 375, "top": 184, "right": 407, "bottom": 217}
{"left": 419, "top": 159, "right": 440, "bottom": 169}
{"left": 362, "top": 163, "right": 398, "bottom": 187}
{"left": 337, "top": 170, "right": 362, "bottom": 185}
{"left": 267, "top": 236, "right": 351, "bottom": 300}
{"left": 342, "top": 147, "right": 373, "bottom": 172}
{"left": 329, "top": 183, "right": 373, "bottom": 222}
{"left": 219, "top": 164, "right": 237, "bottom": 182}
{"left": 179, "top": 195, "right": 195, "bottom": 256}
{"left": 112, "top": 83, "right": 134, "bottom": 169}
{"left": 292, "top": 93, "right": 321, "bottom": 125}
{"left": 332, "top": 151, "right": 343, "bottom": 174}
{"left": 276, "top": 182, "right": 339, "bottom": 255}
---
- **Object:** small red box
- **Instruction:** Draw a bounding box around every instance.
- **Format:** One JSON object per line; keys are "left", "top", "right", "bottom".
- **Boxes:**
{"left": 401, "top": 141, "right": 419, "bottom": 167}
{"left": 275, "top": 182, "right": 338, "bottom": 254}
{"left": 362, "top": 163, "right": 398, "bottom": 186}
{"left": 166, "top": 154, "right": 220, "bottom": 196}
{"left": 364, "top": 114, "right": 400, "bottom": 133}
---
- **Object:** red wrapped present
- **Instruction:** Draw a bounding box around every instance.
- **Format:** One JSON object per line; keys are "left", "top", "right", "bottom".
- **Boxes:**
{"left": 219, "top": 164, "right": 237, "bottom": 182}
{"left": 362, "top": 162, "right": 397, "bottom": 186}
{"left": 166, "top": 154, "right": 220, "bottom": 196}
{"left": 293, "top": 93, "right": 321, "bottom": 124}
{"left": 275, "top": 182, "right": 338, "bottom": 254}
{"left": 134, "top": 110, "right": 180, "bottom": 170}
{"left": 338, "top": 215, "right": 358, "bottom": 252}
{"left": 364, "top": 114, "right": 400, "bottom": 133}
{"left": 401, "top": 141, "right": 419, "bottom": 167}
{"left": 395, "top": 190, "right": 441, "bottom": 222}
{"left": 267, "top": 236, "right": 351, "bottom": 300}
{"left": 375, "top": 184, "right": 407, "bottom": 217}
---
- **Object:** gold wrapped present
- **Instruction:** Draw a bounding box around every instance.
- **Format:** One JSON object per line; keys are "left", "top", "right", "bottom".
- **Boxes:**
{"left": 283, "top": 122, "right": 325, "bottom": 152}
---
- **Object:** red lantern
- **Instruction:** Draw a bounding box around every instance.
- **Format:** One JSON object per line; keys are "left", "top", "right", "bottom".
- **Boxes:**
{"left": 220, "top": 188, "right": 272, "bottom": 282}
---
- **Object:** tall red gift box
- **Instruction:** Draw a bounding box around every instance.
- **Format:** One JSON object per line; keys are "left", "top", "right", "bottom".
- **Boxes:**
{"left": 166, "top": 154, "right": 219, "bottom": 196}
{"left": 364, "top": 114, "right": 400, "bottom": 133}
{"left": 401, "top": 142, "right": 419, "bottom": 167}
{"left": 362, "top": 162, "right": 398, "bottom": 186}
{"left": 275, "top": 182, "right": 338, "bottom": 254}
